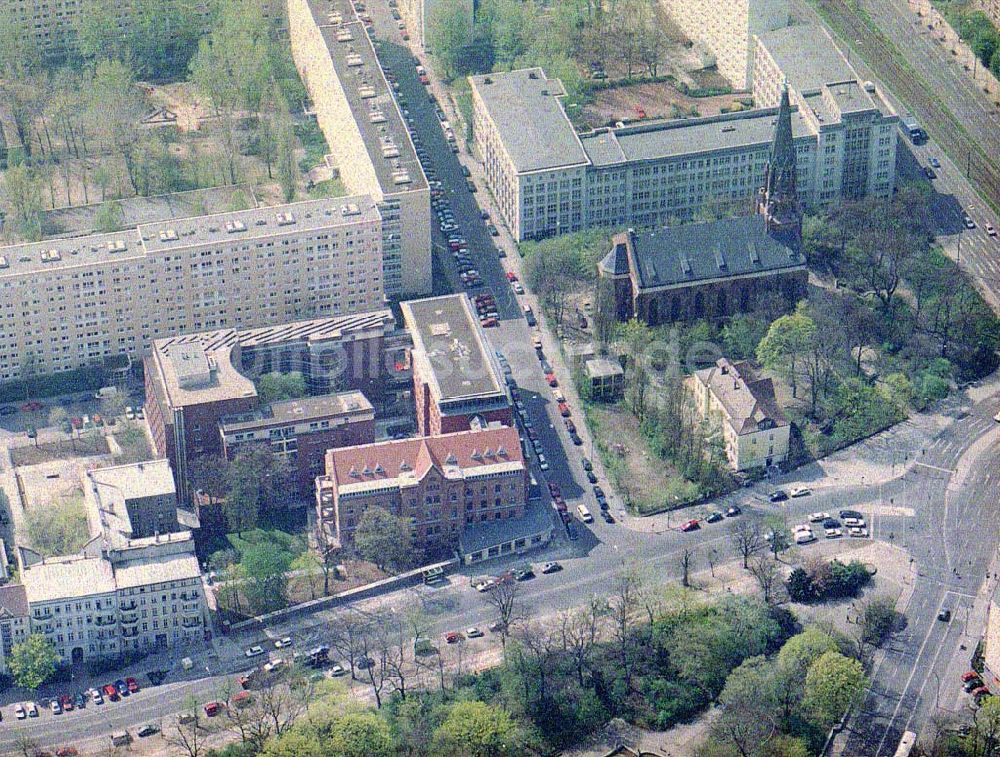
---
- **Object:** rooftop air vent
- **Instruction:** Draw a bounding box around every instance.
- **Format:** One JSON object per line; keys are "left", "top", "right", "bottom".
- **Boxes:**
{"left": 336, "top": 28, "right": 352, "bottom": 42}
{"left": 359, "top": 84, "right": 376, "bottom": 98}
{"left": 160, "top": 228, "right": 179, "bottom": 242}
{"left": 225, "top": 220, "right": 247, "bottom": 233}
{"left": 528, "top": 71, "right": 538, "bottom": 79}
{"left": 391, "top": 169, "right": 412, "bottom": 185}
{"left": 483, "top": 76, "right": 492, "bottom": 84}
{"left": 276, "top": 212, "right": 296, "bottom": 226}
{"left": 0, "top": 256, "right": 8, "bottom": 269}
{"left": 369, "top": 108, "right": 386, "bottom": 123}
{"left": 106, "top": 240, "right": 127, "bottom": 253}
{"left": 40, "top": 249, "right": 62, "bottom": 263}
{"left": 346, "top": 52, "right": 363, "bottom": 67}
{"left": 341, "top": 203, "right": 361, "bottom": 216}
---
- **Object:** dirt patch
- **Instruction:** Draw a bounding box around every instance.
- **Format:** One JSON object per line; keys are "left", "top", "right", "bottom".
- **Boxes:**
{"left": 582, "top": 81, "right": 751, "bottom": 129}
{"left": 10, "top": 435, "right": 109, "bottom": 466}
{"left": 286, "top": 559, "right": 390, "bottom": 604}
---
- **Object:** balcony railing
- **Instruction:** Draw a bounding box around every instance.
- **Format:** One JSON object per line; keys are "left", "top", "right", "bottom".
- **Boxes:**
{"left": 119, "top": 601, "right": 137, "bottom": 611}
{"left": 120, "top": 612, "right": 139, "bottom": 624}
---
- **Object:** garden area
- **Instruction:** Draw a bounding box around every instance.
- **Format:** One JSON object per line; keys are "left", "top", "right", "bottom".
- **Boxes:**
{"left": 929, "top": 1, "right": 1000, "bottom": 79}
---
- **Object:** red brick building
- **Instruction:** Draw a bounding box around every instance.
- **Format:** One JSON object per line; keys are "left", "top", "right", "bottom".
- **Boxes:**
{"left": 144, "top": 310, "right": 396, "bottom": 501}
{"left": 316, "top": 426, "right": 527, "bottom": 555}
{"left": 400, "top": 295, "right": 512, "bottom": 436}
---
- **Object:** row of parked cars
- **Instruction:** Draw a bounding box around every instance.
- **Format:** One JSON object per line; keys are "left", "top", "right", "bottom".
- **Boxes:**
{"left": 12, "top": 676, "right": 141, "bottom": 722}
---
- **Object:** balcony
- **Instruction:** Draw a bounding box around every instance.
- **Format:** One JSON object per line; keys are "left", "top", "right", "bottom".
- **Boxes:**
{"left": 95, "top": 616, "right": 116, "bottom": 627}
{"left": 122, "top": 627, "right": 139, "bottom": 639}
{"left": 120, "top": 612, "right": 139, "bottom": 625}
{"left": 119, "top": 601, "right": 137, "bottom": 611}
{"left": 33, "top": 609, "right": 52, "bottom": 621}
{"left": 181, "top": 617, "right": 202, "bottom": 629}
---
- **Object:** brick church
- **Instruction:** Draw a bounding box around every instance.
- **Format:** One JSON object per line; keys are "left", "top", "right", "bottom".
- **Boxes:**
{"left": 599, "top": 84, "right": 808, "bottom": 325}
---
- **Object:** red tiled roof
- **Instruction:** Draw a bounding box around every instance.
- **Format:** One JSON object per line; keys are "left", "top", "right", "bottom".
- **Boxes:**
{"left": 327, "top": 426, "right": 522, "bottom": 486}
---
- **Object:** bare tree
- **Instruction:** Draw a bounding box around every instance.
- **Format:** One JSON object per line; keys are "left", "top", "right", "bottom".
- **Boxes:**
{"left": 680, "top": 548, "right": 695, "bottom": 588}
{"left": 558, "top": 597, "right": 606, "bottom": 687}
{"left": 511, "top": 622, "right": 561, "bottom": 706}
{"left": 13, "top": 732, "right": 39, "bottom": 757}
{"left": 609, "top": 564, "right": 643, "bottom": 691}
{"left": 377, "top": 610, "right": 414, "bottom": 700}
{"left": 355, "top": 617, "right": 389, "bottom": 708}
{"left": 730, "top": 517, "right": 767, "bottom": 569}
{"left": 748, "top": 554, "right": 782, "bottom": 605}
{"left": 329, "top": 609, "right": 368, "bottom": 680}
{"left": 483, "top": 578, "right": 525, "bottom": 650}
{"left": 164, "top": 697, "right": 206, "bottom": 757}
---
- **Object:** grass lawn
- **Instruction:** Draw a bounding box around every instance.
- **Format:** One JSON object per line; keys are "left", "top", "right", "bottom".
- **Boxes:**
{"left": 10, "top": 434, "right": 109, "bottom": 466}
{"left": 584, "top": 400, "right": 701, "bottom": 515}
{"left": 307, "top": 177, "right": 347, "bottom": 199}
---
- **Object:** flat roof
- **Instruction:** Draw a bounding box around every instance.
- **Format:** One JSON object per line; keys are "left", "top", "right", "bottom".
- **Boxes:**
{"left": 469, "top": 68, "right": 590, "bottom": 174}
{"left": 220, "top": 390, "right": 374, "bottom": 432}
{"left": 23, "top": 556, "right": 117, "bottom": 603}
{"left": 757, "top": 24, "right": 856, "bottom": 94}
{"left": 458, "top": 500, "right": 552, "bottom": 555}
{"left": 400, "top": 295, "right": 504, "bottom": 404}
{"left": 87, "top": 459, "right": 176, "bottom": 502}
{"left": 0, "top": 196, "right": 379, "bottom": 278}
{"left": 307, "top": 0, "right": 427, "bottom": 194}
{"left": 620, "top": 216, "right": 806, "bottom": 290}
{"left": 114, "top": 552, "right": 202, "bottom": 589}
{"left": 581, "top": 107, "right": 815, "bottom": 167}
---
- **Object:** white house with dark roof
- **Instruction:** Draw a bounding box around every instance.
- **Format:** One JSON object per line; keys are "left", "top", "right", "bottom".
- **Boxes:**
{"left": 690, "top": 358, "right": 790, "bottom": 471}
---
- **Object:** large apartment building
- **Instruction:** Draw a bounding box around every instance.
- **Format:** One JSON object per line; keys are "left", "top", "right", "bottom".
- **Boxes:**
{"left": 0, "top": 196, "right": 386, "bottom": 382}
{"left": 470, "top": 50, "right": 897, "bottom": 241}
{"left": 288, "top": 0, "right": 431, "bottom": 297}
{"left": 658, "top": 0, "right": 789, "bottom": 89}
{"left": 15, "top": 531, "right": 207, "bottom": 665}
{"left": 143, "top": 310, "right": 398, "bottom": 500}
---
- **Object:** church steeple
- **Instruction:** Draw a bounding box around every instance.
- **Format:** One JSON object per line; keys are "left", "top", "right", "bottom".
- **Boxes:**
{"left": 758, "top": 80, "right": 802, "bottom": 248}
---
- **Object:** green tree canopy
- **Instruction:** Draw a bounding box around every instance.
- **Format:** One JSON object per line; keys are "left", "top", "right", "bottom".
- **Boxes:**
{"left": 261, "top": 729, "right": 325, "bottom": 757}
{"left": 255, "top": 371, "right": 308, "bottom": 403}
{"left": 353, "top": 507, "right": 414, "bottom": 572}
{"left": 9, "top": 634, "right": 59, "bottom": 690}
{"left": 803, "top": 651, "right": 867, "bottom": 728}
{"left": 756, "top": 306, "right": 815, "bottom": 400}
{"left": 432, "top": 701, "right": 524, "bottom": 757}
{"left": 241, "top": 543, "right": 292, "bottom": 614}
{"left": 326, "top": 711, "right": 396, "bottom": 757}
{"left": 426, "top": 1, "right": 474, "bottom": 79}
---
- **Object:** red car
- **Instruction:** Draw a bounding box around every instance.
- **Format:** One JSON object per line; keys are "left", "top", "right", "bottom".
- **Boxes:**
{"left": 963, "top": 671, "right": 982, "bottom": 683}
{"left": 125, "top": 677, "right": 139, "bottom": 693}
{"left": 419, "top": 74, "right": 430, "bottom": 85}
{"left": 547, "top": 375, "right": 559, "bottom": 388}
{"left": 505, "top": 271, "right": 517, "bottom": 282}
{"left": 554, "top": 500, "right": 568, "bottom": 513}
{"left": 680, "top": 519, "right": 700, "bottom": 532}
{"left": 445, "top": 631, "right": 462, "bottom": 644}
{"left": 558, "top": 402, "right": 571, "bottom": 417}
{"left": 56, "top": 748, "right": 79, "bottom": 757}
{"left": 634, "top": 106, "right": 647, "bottom": 118}
{"left": 103, "top": 684, "right": 119, "bottom": 701}
{"left": 204, "top": 701, "right": 223, "bottom": 716}
{"left": 60, "top": 694, "right": 74, "bottom": 711}
{"left": 480, "top": 318, "right": 498, "bottom": 328}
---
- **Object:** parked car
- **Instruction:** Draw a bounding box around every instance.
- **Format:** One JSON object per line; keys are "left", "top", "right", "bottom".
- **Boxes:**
{"left": 125, "top": 677, "right": 139, "bottom": 693}
{"left": 839, "top": 509, "right": 863, "bottom": 520}
{"left": 824, "top": 527, "right": 843, "bottom": 538}
{"left": 275, "top": 636, "right": 293, "bottom": 649}
{"left": 14, "top": 704, "right": 25, "bottom": 719}
{"left": 542, "top": 561, "right": 562, "bottom": 573}
{"left": 808, "top": 512, "right": 830, "bottom": 523}
{"left": 726, "top": 505, "right": 742, "bottom": 517}
{"left": 705, "top": 511, "right": 724, "bottom": 523}
{"left": 769, "top": 490, "right": 789, "bottom": 502}
{"left": 137, "top": 725, "right": 160, "bottom": 738}
{"left": 60, "top": 694, "right": 74, "bottom": 711}
{"left": 103, "top": 684, "right": 119, "bottom": 701}
{"left": 204, "top": 702, "right": 223, "bottom": 717}
{"left": 680, "top": 519, "right": 700, "bottom": 532}
{"left": 929, "top": 156, "right": 941, "bottom": 168}
{"left": 27, "top": 702, "right": 39, "bottom": 717}
{"left": 789, "top": 486, "right": 811, "bottom": 497}
{"left": 51, "top": 699, "right": 63, "bottom": 714}
{"left": 245, "top": 645, "right": 265, "bottom": 658}
{"left": 73, "top": 692, "right": 86, "bottom": 709}
{"left": 466, "top": 627, "right": 484, "bottom": 638}
{"left": 115, "top": 680, "right": 129, "bottom": 697}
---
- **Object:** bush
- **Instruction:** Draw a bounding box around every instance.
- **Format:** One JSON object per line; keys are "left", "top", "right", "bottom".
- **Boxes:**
{"left": 787, "top": 560, "right": 871, "bottom": 603}
{"left": 0, "top": 364, "right": 107, "bottom": 403}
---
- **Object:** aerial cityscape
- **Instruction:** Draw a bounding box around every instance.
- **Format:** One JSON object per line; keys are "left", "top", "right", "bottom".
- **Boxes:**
{"left": 0, "top": 0, "right": 998, "bottom": 753}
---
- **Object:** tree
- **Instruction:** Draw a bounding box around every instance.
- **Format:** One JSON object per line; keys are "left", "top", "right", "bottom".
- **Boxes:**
{"left": 427, "top": 1, "right": 473, "bottom": 80}
{"left": 432, "top": 701, "right": 524, "bottom": 757}
{"left": 483, "top": 576, "right": 525, "bottom": 650}
{"left": 756, "top": 309, "right": 815, "bottom": 400}
{"left": 90, "top": 59, "right": 147, "bottom": 193}
{"left": 9, "top": 634, "right": 58, "bottom": 690}
{"left": 748, "top": 553, "right": 782, "bottom": 605}
{"left": 608, "top": 563, "right": 643, "bottom": 691}
{"left": 621, "top": 318, "right": 653, "bottom": 419}
{"left": 730, "top": 517, "right": 766, "bottom": 569}
{"left": 680, "top": 547, "right": 695, "bottom": 588}
{"left": 803, "top": 651, "right": 867, "bottom": 728}
{"left": 1, "top": 166, "right": 45, "bottom": 240}
{"left": 25, "top": 498, "right": 90, "bottom": 557}
{"left": 241, "top": 543, "right": 291, "bottom": 614}
{"left": 290, "top": 550, "right": 324, "bottom": 600}
{"left": 190, "top": 456, "right": 231, "bottom": 500}
{"left": 275, "top": 117, "right": 298, "bottom": 203}
{"left": 166, "top": 696, "right": 206, "bottom": 757}
{"left": 854, "top": 594, "right": 897, "bottom": 661}
{"left": 225, "top": 445, "right": 293, "bottom": 532}
{"left": 710, "top": 656, "right": 779, "bottom": 757}
{"left": 964, "top": 696, "right": 1000, "bottom": 757}
{"left": 353, "top": 507, "right": 414, "bottom": 572}
{"left": 327, "top": 711, "right": 396, "bottom": 757}
{"left": 255, "top": 371, "right": 307, "bottom": 403}
{"left": 764, "top": 515, "right": 791, "bottom": 560}
{"left": 261, "top": 729, "right": 324, "bottom": 757}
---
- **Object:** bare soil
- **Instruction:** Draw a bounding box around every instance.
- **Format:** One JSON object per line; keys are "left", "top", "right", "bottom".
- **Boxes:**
{"left": 582, "top": 81, "right": 751, "bottom": 130}
{"left": 10, "top": 435, "right": 109, "bottom": 466}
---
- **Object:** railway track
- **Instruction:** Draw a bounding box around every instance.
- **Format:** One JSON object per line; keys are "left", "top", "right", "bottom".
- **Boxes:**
{"left": 814, "top": 0, "right": 1000, "bottom": 211}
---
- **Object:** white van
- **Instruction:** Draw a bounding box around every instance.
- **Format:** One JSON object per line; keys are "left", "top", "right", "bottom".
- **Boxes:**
{"left": 577, "top": 505, "right": 593, "bottom": 523}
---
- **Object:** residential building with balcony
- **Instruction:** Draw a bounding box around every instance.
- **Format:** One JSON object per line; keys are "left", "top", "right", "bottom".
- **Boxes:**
{"left": 0, "top": 585, "right": 30, "bottom": 675}
{"left": 400, "top": 295, "right": 511, "bottom": 436}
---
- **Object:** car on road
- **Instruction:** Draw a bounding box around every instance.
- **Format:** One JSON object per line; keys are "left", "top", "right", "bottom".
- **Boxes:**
{"left": 987, "top": 224, "right": 997, "bottom": 237}
{"left": 542, "top": 561, "right": 562, "bottom": 573}
{"left": 769, "top": 490, "right": 788, "bottom": 502}
{"left": 795, "top": 530, "right": 817, "bottom": 544}
{"left": 808, "top": 512, "right": 830, "bottom": 523}
{"left": 138, "top": 725, "right": 160, "bottom": 738}
{"left": 466, "top": 627, "right": 485, "bottom": 638}
{"left": 275, "top": 636, "right": 293, "bottom": 648}
{"left": 789, "top": 486, "right": 811, "bottom": 497}
{"left": 705, "top": 511, "right": 724, "bottom": 523}
{"left": 964, "top": 215, "right": 976, "bottom": 229}
{"left": 487, "top": 223, "right": 499, "bottom": 236}
{"left": 843, "top": 517, "right": 866, "bottom": 527}
{"left": 824, "top": 527, "right": 843, "bottom": 539}
{"left": 51, "top": 699, "right": 63, "bottom": 714}
{"left": 513, "top": 565, "right": 535, "bottom": 580}
{"left": 929, "top": 156, "right": 941, "bottom": 168}
{"left": 963, "top": 671, "right": 982, "bottom": 683}
{"left": 245, "top": 645, "right": 265, "bottom": 658}
{"left": 726, "top": 505, "right": 742, "bottom": 517}
{"left": 445, "top": 631, "right": 462, "bottom": 644}
{"left": 937, "top": 608, "right": 952, "bottom": 622}
{"left": 680, "top": 519, "right": 700, "bottom": 532}
{"left": 848, "top": 526, "right": 869, "bottom": 538}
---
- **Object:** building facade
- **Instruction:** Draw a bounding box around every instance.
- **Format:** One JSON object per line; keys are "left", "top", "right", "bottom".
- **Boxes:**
{"left": 316, "top": 426, "right": 527, "bottom": 555}
{"left": 689, "top": 358, "right": 790, "bottom": 471}
{"left": 288, "top": 0, "right": 431, "bottom": 297}
{"left": 84, "top": 460, "right": 181, "bottom": 542}
{"left": 0, "top": 585, "right": 30, "bottom": 675}
{"left": 0, "top": 196, "right": 387, "bottom": 382}
{"left": 16, "top": 531, "right": 206, "bottom": 665}
{"left": 143, "top": 310, "right": 397, "bottom": 500}
{"left": 400, "top": 295, "right": 512, "bottom": 436}
{"left": 219, "top": 391, "right": 376, "bottom": 492}
{"left": 469, "top": 52, "right": 897, "bottom": 242}
{"left": 658, "top": 0, "right": 789, "bottom": 88}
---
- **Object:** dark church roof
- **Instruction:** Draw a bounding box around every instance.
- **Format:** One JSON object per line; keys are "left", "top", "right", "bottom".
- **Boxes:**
{"left": 599, "top": 239, "right": 631, "bottom": 276}
{"left": 624, "top": 216, "right": 805, "bottom": 291}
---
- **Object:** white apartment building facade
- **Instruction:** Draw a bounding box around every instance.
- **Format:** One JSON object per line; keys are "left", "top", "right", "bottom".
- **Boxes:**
{"left": 288, "top": 0, "right": 431, "bottom": 297}
{"left": 0, "top": 196, "right": 385, "bottom": 382}
{"left": 658, "top": 0, "right": 789, "bottom": 89}
{"left": 470, "top": 46, "right": 897, "bottom": 241}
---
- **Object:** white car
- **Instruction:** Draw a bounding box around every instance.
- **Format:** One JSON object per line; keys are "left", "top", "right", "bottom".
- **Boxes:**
{"left": 512, "top": 282, "right": 524, "bottom": 294}
{"left": 14, "top": 703, "right": 25, "bottom": 719}
{"left": 793, "top": 524, "right": 813, "bottom": 534}
{"left": 329, "top": 664, "right": 346, "bottom": 677}
{"left": 790, "top": 486, "right": 812, "bottom": 497}
{"left": 795, "top": 530, "right": 817, "bottom": 544}
{"left": 824, "top": 527, "right": 843, "bottom": 539}
{"left": 26, "top": 702, "right": 38, "bottom": 717}
{"left": 245, "top": 646, "right": 265, "bottom": 658}
{"left": 848, "top": 526, "right": 869, "bottom": 538}
{"left": 90, "top": 688, "right": 104, "bottom": 705}
{"left": 263, "top": 658, "right": 284, "bottom": 673}
{"left": 274, "top": 636, "right": 293, "bottom": 648}
{"left": 843, "top": 517, "right": 866, "bottom": 528}
{"left": 538, "top": 454, "right": 549, "bottom": 471}
{"left": 808, "top": 512, "right": 830, "bottom": 523}
{"left": 466, "top": 627, "right": 484, "bottom": 638}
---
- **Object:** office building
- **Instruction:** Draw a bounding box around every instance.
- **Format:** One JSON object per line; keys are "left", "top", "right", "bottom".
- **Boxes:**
{"left": 658, "top": 0, "right": 789, "bottom": 89}
{"left": 400, "top": 295, "right": 512, "bottom": 436}
{"left": 16, "top": 530, "right": 206, "bottom": 665}
{"left": 84, "top": 459, "right": 181, "bottom": 543}
{"left": 315, "top": 425, "right": 530, "bottom": 555}
{"left": 689, "top": 358, "right": 790, "bottom": 471}
{"left": 469, "top": 59, "right": 896, "bottom": 241}
{"left": 288, "top": 0, "right": 432, "bottom": 297}
{"left": 219, "top": 390, "right": 376, "bottom": 491}
{"left": 0, "top": 196, "right": 387, "bottom": 383}
{"left": 397, "top": 0, "right": 473, "bottom": 50}
{"left": 143, "top": 310, "right": 396, "bottom": 500}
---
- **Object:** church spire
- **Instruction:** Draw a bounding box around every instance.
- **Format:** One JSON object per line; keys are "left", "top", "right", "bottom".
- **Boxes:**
{"left": 758, "top": 80, "right": 802, "bottom": 248}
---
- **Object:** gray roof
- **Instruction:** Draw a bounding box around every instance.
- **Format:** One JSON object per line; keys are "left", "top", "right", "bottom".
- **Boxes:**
{"left": 756, "top": 24, "right": 856, "bottom": 94}
{"left": 628, "top": 216, "right": 805, "bottom": 290}
{"left": 469, "top": 68, "right": 589, "bottom": 174}
{"left": 87, "top": 460, "right": 177, "bottom": 502}
{"left": 581, "top": 107, "right": 815, "bottom": 167}
{"left": 219, "top": 390, "right": 373, "bottom": 432}
{"left": 400, "top": 295, "right": 505, "bottom": 404}
{"left": 458, "top": 501, "right": 553, "bottom": 555}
